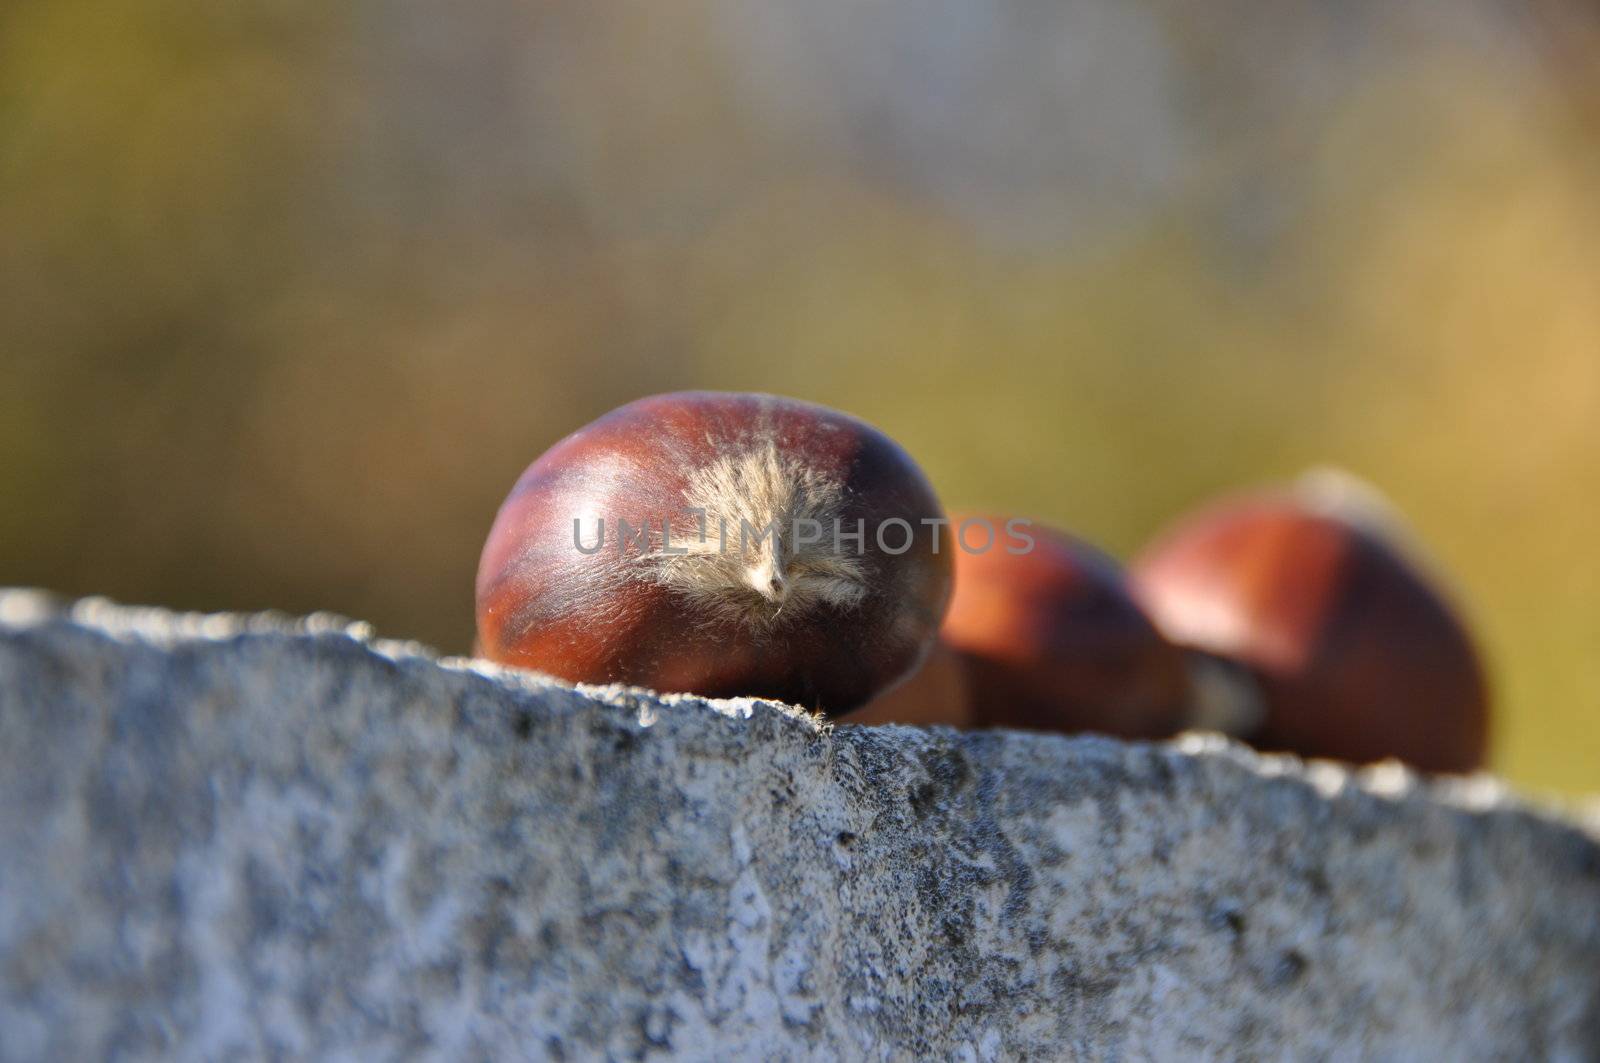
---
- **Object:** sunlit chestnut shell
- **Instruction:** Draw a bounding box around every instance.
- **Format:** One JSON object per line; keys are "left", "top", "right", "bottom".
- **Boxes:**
{"left": 935, "top": 516, "right": 1192, "bottom": 739}
{"left": 476, "top": 391, "right": 951, "bottom": 713}
{"left": 1130, "top": 487, "right": 1489, "bottom": 772}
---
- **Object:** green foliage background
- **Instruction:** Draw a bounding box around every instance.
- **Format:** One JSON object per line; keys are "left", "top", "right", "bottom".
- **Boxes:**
{"left": 3, "top": 0, "right": 1596, "bottom": 791}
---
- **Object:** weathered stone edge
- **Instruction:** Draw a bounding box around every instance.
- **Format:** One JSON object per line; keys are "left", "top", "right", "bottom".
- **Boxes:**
{"left": 1, "top": 585, "right": 1592, "bottom": 837}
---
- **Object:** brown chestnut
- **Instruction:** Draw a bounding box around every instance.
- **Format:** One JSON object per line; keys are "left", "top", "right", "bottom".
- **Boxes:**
{"left": 932, "top": 516, "right": 1192, "bottom": 739}
{"left": 845, "top": 639, "right": 973, "bottom": 727}
{"left": 475, "top": 392, "right": 952, "bottom": 713}
{"left": 1129, "top": 476, "right": 1490, "bottom": 772}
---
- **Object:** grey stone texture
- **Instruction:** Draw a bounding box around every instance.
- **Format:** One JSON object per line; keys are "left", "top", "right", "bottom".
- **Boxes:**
{"left": 1, "top": 589, "right": 1597, "bottom": 1061}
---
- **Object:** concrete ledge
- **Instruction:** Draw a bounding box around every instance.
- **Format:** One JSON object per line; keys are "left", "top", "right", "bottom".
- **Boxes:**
{"left": 2, "top": 590, "right": 1597, "bottom": 1060}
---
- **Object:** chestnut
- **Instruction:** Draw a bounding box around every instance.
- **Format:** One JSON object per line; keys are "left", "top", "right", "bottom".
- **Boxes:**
{"left": 1129, "top": 477, "right": 1490, "bottom": 772}
{"left": 933, "top": 516, "right": 1192, "bottom": 739}
{"left": 475, "top": 391, "right": 952, "bottom": 713}
{"left": 845, "top": 639, "right": 973, "bottom": 727}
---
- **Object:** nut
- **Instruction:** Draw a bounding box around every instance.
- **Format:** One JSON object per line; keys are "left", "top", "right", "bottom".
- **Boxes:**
{"left": 476, "top": 391, "right": 952, "bottom": 713}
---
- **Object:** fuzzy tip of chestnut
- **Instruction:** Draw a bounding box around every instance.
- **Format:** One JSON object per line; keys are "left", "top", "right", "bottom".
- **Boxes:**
{"left": 475, "top": 391, "right": 952, "bottom": 713}
{"left": 1130, "top": 474, "right": 1490, "bottom": 773}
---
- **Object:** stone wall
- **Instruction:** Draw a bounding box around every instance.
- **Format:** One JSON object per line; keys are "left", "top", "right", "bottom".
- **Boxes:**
{"left": 2, "top": 590, "right": 1597, "bottom": 1060}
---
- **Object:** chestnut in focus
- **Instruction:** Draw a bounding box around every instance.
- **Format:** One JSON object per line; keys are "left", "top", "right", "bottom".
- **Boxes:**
{"left": 1129, "top": 477, "right": 1490, "bottom": 772}
{"left": 475, "top": 392, "right": 952, "bottom": 713}
{"left": 933, "top": 516, "right": 1192, "bottom": 739}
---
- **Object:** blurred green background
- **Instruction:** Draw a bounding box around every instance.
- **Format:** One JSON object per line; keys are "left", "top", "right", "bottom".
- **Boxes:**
{"left": 2, "top": 0, "right": 1596, "bottom": 792}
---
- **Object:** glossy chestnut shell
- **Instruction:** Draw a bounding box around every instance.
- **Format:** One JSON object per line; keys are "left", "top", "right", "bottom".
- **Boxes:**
{"left": 476, "top": 392, "right": 952, "bottom": 713}
{"left": 1130, "top": 490, "right": 1490, "bottom": 772}
{"left": 936, "top": 517, "right": 1192, "bottom": 739}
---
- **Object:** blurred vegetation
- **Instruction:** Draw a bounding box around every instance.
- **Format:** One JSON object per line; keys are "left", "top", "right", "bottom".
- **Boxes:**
{"left": 2, "top": 0, "right": 1596, "bottom": 792}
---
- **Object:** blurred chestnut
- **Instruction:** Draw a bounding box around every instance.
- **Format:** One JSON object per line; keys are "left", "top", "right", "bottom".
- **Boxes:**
{"left": 1129, "top": 476, "right": 1489, "bottom": 772}
{"left": 846, "top": 640, "right": 973, "bottom": 727}
{"left": 475, "top": 391, "right": 951, "bottom": 713}
{"left": 933, "top": 516, "right": 1192, "bottom": 739}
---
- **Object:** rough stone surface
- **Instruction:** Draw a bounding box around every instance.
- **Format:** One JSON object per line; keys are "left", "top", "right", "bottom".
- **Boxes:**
{"left": 1, "top": 589, "right": 1598, "bottom": 1061}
